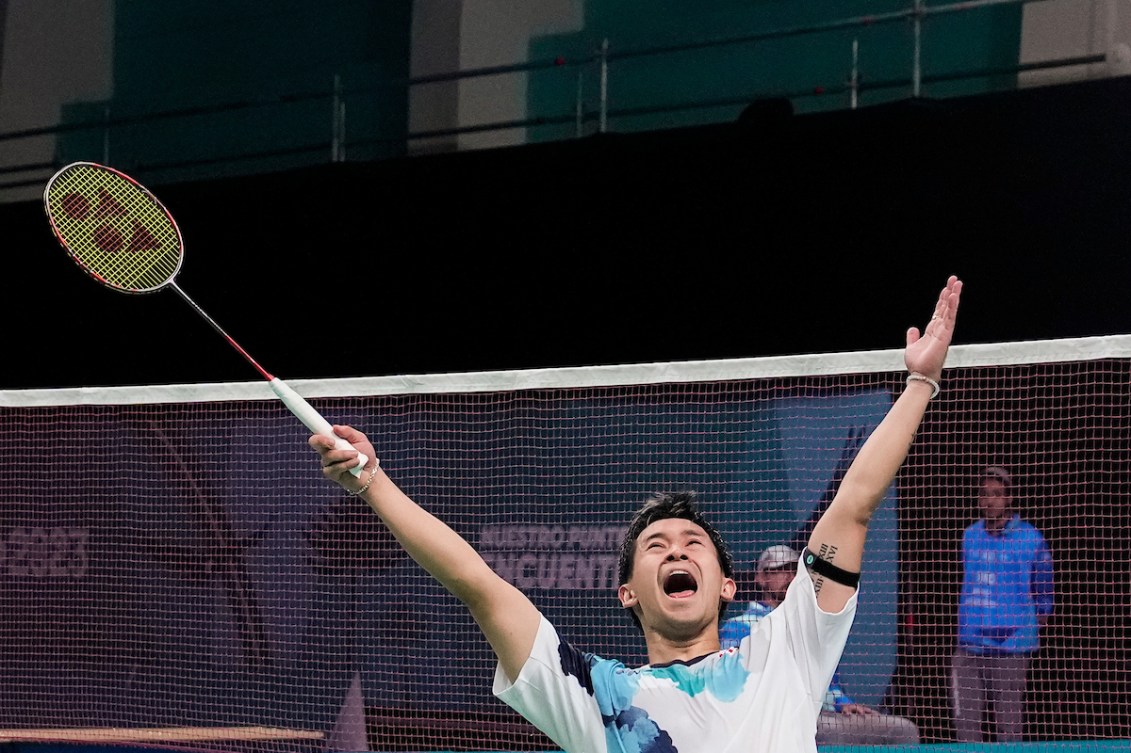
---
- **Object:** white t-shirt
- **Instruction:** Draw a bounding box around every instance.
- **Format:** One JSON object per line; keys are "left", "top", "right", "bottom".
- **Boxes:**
{"left": 493, "top": 561, "right": 856, "bottom": 753}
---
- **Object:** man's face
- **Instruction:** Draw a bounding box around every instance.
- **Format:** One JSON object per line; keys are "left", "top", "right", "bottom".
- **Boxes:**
{"left": 978, "top": 477, "right": 1012, "bottom": 525}
{"left": 754, "top": 565, "right": 795, "bottom": 605}
{"left": 618, "top": 517, "right": 735, "bottom": 639}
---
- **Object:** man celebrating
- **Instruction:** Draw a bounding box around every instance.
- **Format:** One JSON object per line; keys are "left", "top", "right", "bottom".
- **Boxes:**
{"left": 309, "top": 276, "right": 962, "bottom": 752}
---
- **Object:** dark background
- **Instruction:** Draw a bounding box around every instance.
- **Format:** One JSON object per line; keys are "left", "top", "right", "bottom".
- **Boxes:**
{"left": 4, "top": 74, "right": 1131, "bottom": 390}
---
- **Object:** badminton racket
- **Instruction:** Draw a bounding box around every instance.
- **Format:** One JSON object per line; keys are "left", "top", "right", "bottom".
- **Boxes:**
{"left": 43, "top": 161, "right": 368, "bottom": 476}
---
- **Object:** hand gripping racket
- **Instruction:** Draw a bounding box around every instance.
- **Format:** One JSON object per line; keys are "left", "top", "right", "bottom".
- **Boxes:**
{"left": 43, "top": 161, "right": 368, "bottom": 476}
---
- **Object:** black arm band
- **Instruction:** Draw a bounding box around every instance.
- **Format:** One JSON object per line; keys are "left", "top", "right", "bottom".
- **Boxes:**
{"left": 802, "top": 547, "right": 861, "bottom": 588}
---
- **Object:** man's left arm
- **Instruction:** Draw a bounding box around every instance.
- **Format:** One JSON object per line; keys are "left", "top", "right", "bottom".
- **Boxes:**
{"left": 807, "top": 276, "right": 961, "bottom": 613}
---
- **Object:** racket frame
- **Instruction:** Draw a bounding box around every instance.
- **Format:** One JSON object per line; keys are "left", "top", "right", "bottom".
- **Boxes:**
{"left": 42, "top": 161, "right": 367, "bottom": 476}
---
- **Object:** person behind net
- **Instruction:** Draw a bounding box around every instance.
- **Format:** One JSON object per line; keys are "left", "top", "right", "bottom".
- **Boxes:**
{"left": 307, "top": 276, "right": 962, "bottom": 753}
{"left": 952, "top": 464, "right": 1054, "bottom": 742}
{"left": 721, "top": 545, "right": 921, "bottom": 746}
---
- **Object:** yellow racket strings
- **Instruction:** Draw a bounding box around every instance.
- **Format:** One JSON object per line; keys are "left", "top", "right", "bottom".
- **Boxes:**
{"left": 47, "top": 165, "right": 182, "bottom": 292}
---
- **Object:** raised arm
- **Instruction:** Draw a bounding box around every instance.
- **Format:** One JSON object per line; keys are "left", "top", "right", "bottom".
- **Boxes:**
{"left": 807, "top": 275, "right": 962, "bottom": 612}
{"left": 309, "top": 426, "right": 541, "bottom": 681}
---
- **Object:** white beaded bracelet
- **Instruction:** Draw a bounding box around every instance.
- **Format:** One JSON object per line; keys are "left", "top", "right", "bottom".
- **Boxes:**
{"left": 907, "top": 372, "right": 940, "bottom": 399}
{"left": 350, "top": 459, "right": 381, "bottom": 496}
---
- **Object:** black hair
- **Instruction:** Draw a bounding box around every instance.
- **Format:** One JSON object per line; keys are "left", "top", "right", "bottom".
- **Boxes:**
{"left": 617, "top": 490, "right": 735, "bottom": 632}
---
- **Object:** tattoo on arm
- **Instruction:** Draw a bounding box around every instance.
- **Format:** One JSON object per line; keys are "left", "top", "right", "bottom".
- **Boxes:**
{"left": 816, "top": 543, "right": 839, "bottom": 562}
{"left": 804, "top": 543, "right": 861, "bottom": 589}
{"left": 811, "top": 544, "right": 838, "bottom": 596}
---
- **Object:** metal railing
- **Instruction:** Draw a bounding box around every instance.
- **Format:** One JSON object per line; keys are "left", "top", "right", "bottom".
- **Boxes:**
{"left": 0, "top": 0, "right": 1114, "bottom": 200}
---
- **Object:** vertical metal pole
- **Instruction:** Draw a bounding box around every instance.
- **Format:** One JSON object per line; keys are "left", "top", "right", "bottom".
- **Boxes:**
{"left": 575, "top": 71, "right": 585, "bottom": 138}
{"left": 338, "top": 96, "right": 347, "bottom": 161}
{"left": 850, "top": 38, "right": 859, "bottom": 110}
{"left": 599, "top": 38, "right": 609, "bottom": 134}
{"left": 911, "top": 0, "right": 923, "bottom": 98}
{"left": 102, "top": 105, "right": 111, "bottom": 165}
{"left": 331, "top": 74, "right": 343, "bottom": 162}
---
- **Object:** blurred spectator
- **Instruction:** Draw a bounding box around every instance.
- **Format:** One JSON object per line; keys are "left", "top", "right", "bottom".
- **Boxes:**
{"left": 952, "top": 465, "right": 1054, "bottom": 741}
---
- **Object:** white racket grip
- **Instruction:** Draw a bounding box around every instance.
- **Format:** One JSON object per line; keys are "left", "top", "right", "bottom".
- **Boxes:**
{"left": 269, "top": 378, "right": 368, "bottom": 477}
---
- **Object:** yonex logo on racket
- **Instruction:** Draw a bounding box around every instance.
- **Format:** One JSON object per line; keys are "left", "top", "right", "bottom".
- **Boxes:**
{"left": 58, "top": 188, "right": 161, "bottom": 254}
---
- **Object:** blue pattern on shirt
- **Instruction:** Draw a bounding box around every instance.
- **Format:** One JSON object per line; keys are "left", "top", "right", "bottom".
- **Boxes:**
{"left": 557, "top": 639, "right": 751, "bottom": 751}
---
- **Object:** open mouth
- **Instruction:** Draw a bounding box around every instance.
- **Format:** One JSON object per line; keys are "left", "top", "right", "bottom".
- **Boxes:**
{"left": 663, "top": 570, "right": 699, "bottom": 599}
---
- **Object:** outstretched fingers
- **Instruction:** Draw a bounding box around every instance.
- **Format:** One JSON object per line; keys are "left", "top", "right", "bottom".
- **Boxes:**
{"left": 927, "top": 275, "right": 962, "bottom": 337}
{"left": 905, "top": 276, "right": 963, "bottom": 379}
{"left": 917, "top": 276, "right": 962, "bottom": 344}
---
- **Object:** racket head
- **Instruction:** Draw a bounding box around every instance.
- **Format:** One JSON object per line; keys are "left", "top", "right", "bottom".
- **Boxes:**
{"left": 43, "top": 162, "right": 184, "bottom": 294}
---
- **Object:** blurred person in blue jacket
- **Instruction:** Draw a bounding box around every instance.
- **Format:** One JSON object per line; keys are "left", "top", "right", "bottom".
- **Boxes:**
{"left": 952, "top": 465, "right": 1054, "bottom": 742}
{"left": 722, "top": 545, "right": 920, "bottom": 746}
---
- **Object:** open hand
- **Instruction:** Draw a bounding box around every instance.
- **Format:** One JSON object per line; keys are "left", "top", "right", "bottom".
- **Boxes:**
{"left": 905, "top": 275, "right": 962, "bottom": 381}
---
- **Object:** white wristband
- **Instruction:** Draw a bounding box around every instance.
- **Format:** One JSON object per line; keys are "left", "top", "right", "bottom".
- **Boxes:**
{"left": 907, "top": 372, "right": 940, "bottom": 399}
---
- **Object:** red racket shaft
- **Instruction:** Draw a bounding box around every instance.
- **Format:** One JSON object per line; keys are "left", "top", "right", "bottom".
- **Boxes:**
{"left": 171, "top": 282, "right": 368, "bottom": 476}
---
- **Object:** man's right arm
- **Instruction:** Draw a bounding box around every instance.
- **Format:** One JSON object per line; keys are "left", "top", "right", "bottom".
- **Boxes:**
{"left": 310, "top": 426, "right": 541, "bottom": 682}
